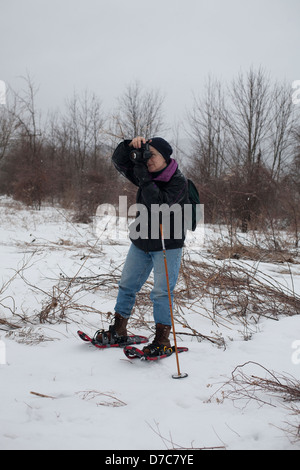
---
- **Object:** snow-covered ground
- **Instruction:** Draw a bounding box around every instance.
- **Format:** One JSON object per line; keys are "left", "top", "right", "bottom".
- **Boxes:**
{"left": 0, "top": 196, "right": 299, "bottom": 450}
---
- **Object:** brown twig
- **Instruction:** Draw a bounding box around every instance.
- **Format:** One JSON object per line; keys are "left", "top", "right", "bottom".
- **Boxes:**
{"left": 30, "top": 391, "right": 56, "bottom": 399}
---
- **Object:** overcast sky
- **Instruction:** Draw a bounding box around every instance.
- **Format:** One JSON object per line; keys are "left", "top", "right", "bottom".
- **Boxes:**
{"left": 1, "top": 0, "right": 299, "bottom": 136}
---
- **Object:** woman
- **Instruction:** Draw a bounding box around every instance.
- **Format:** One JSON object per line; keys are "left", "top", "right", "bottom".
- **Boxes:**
{"left": 95, "top": 136, "right": 189, "bottom": 357}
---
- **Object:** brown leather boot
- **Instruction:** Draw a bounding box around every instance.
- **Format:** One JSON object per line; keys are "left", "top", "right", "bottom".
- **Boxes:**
{"left": 113, "top": 312, "right": 128, "bottom": 336}
{"left": 95, "top": 313, "right": 128, "bottom": 345}
{"left": 143, "top": 323, "right": 172, "bottom": 356}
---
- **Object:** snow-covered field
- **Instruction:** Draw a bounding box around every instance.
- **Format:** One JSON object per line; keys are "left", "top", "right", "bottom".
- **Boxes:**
{"left": 0, "top": 196, "right": 299, "bottom": 451}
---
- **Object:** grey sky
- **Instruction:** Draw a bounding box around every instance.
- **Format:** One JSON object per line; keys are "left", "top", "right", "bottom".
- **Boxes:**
{"left": 1, "top": 0, "right": 299, "bottom": 134}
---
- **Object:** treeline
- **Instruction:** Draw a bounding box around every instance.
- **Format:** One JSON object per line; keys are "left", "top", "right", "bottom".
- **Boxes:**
{"left": 0, "top": 77, "right": 168, "bottom": 221}
{"left": 1, "top": 69, "right": 300, "bottom": 237}
{"left": 187, "top": 68, "right": 300, "bottom": 238}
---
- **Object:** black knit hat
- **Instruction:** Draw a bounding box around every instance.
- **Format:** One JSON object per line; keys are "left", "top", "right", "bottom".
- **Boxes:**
{"left": 148, "top": 137, "right": 173, "bottom": 163}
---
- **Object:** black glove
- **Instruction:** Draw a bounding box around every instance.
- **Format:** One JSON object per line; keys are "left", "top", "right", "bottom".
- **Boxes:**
{"left": 133, "top": 162, "right": 152, "bottom": 186}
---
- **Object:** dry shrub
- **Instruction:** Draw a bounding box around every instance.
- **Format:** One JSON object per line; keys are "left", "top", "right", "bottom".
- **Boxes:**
{"left": 12, "top": 245, "right": 298, "bottom": 348}
{"left": 207, "top": 361, "right": 300, "bottom": 444}
{"left": 212, "top": 242, "right": 296, "bottom": 264}
{"left": 4, "top": 233, "right": 300, "bottom": 349}
{"left": 213, "top": 361, "right": 300, "bottom": 404}
{"left": 77, "top": 390, "right": 127, "bottom": 408}
{"left": 177, "top": 251, "right": 300, "bottom": 335}
{"left": 6, "top": 327, "right": 56, "bottom": 345}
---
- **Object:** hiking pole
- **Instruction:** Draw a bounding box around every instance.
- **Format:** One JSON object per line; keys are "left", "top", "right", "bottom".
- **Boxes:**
{"left": 160, "top": 224, "right": 188, "bottom": 379}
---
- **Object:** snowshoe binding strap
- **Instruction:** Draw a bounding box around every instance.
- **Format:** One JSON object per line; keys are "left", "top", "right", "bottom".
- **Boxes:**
{"left": 92, "top": 329, "right": 109, "bottom": 345}
{"left": 92, "top": 326, "right": 128, "bottom": 346}
{"left": 142, "top": 342, "right": 173, "bottom": 358}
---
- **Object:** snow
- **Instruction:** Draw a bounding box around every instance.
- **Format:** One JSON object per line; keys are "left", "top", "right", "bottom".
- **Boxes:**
{"left": 0, "top": 196, "right": 299, "bottom": 451}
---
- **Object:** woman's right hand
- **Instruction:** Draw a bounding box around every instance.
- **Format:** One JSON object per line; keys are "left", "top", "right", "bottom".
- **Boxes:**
{"left": 129, "top": 136, "right": 146, "bottom": 149}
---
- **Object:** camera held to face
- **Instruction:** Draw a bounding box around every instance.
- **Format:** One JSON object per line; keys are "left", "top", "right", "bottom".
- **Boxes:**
{"left": 130, "top": 142, "right": 151, "bottom": 164}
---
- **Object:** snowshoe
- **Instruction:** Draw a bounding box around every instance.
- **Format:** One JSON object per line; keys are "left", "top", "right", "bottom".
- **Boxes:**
{"left": 124, "top": 344, "right": 188, "bottom": 361}
{"left": 77, "top": 328, "right": 148, "bottom": 349}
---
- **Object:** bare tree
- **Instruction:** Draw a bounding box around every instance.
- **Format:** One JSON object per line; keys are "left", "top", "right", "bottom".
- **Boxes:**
{"left": 268, "top": 82, "right": 296, "bottom": 180}
{"left": 3, "top": 75, "right": 48, "bottom": 208}
{"left": 187, "top": 68, "right": 294, "bottom": 226}
{"left": 0, "top": 92, "right": 18, "bottom": 162}
{"left": 52, "top": 90, "right": 108, "bottom": 216}
{"left": 12, "top": 74, "right": 44, "bottom": 163}
{"left": 0, "top": 87, "right": 20, "bottom": 194}
{"left": 61, "top": 90, "right": 105, "bottom": 176}
{"left": 111, "top": 81, "right": 166, "bottom": 139}
{"left": 224, "top": 67, "right": 273, "bottom": 170}
{"left": 189, "top": 69, "right": 294, "bottom": 180}
{"left": 188, "top": 76, "right": 227, "bottom": 182}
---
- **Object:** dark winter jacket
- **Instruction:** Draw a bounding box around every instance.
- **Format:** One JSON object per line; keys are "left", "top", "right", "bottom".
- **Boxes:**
{"left": 112, "top": 140, "right": 189, "bottom": 252}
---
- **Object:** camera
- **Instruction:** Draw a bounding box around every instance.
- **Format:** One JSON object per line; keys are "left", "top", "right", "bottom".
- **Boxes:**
{"left": 130, "top": 142, "right": 151, "bottom": 164}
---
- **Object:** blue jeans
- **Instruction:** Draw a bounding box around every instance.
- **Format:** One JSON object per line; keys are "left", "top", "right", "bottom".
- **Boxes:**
{"left": 115, "top": 243, "right": 182, "bottom": 326}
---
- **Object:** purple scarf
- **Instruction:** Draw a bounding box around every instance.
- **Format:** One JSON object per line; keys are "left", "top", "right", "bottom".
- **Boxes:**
{"left": 151, "top": 159, "right": 178, "bottom": 182}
